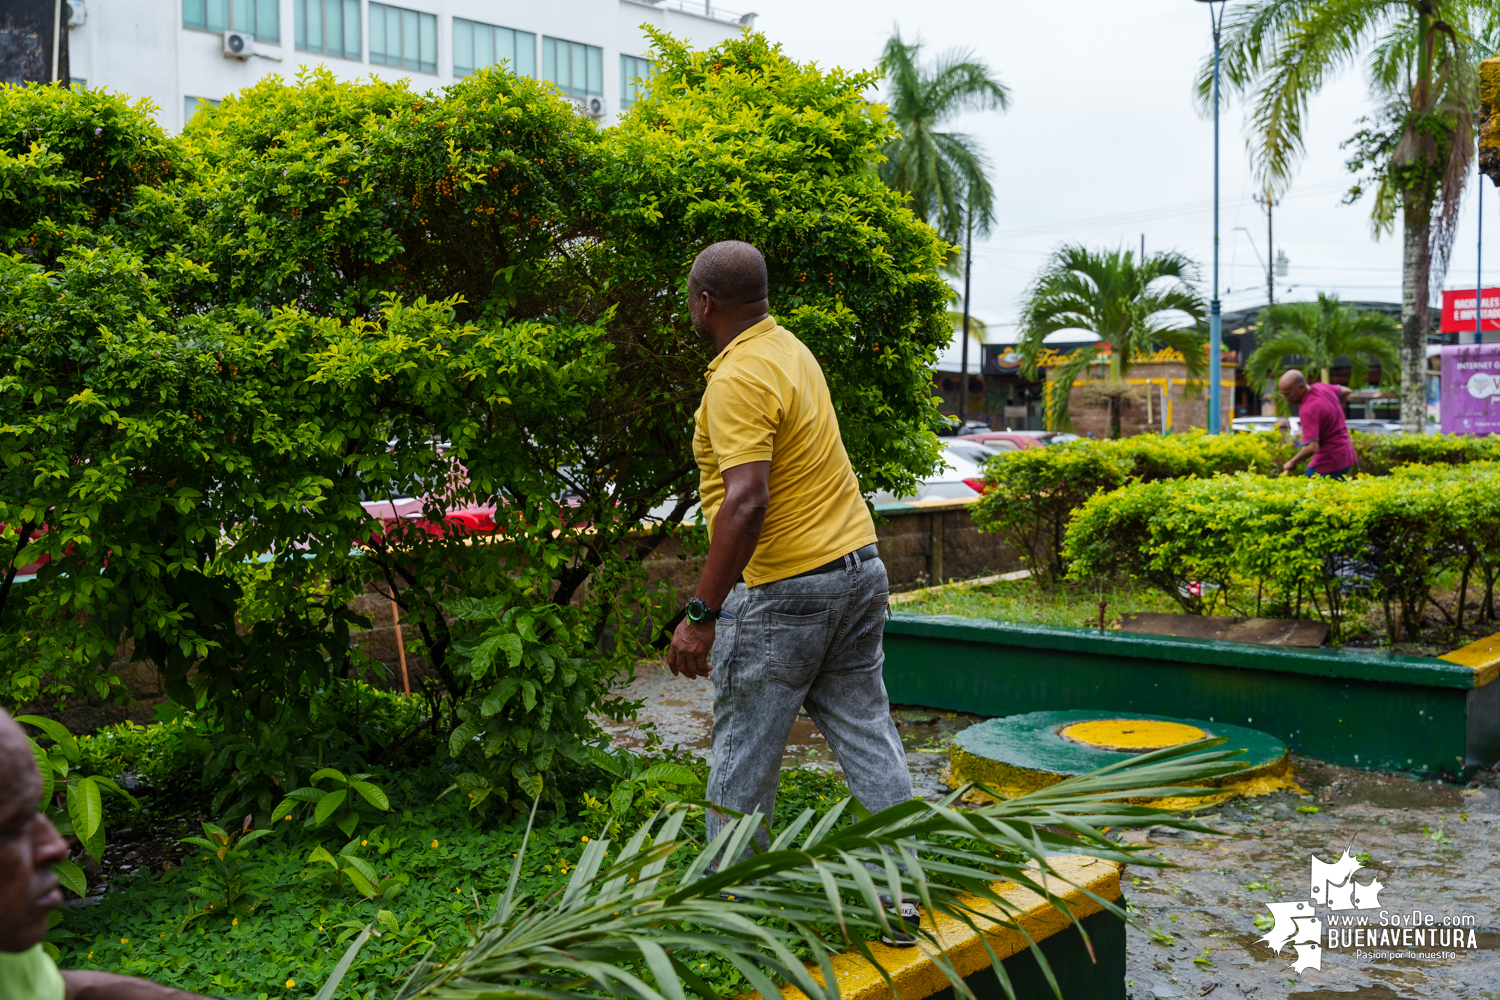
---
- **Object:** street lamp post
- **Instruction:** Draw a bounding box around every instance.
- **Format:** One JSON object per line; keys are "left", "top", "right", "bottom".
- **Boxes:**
{"left": 1198, "top": 0, "right": 1227, "bottom": 432}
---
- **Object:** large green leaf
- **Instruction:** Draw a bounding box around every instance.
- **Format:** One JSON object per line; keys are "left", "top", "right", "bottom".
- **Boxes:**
{"left": 642, "top": 763, "right": 701, "bottom": 786}
{"left": 350, "top": 780, "right": 390, "bottom": 811}
{"left": 16, "top": 716, "right": 78, "bottom": 763}
{"left": 313, "top": 788, "right": 348, "bottom": 827}
{"left": 51, "top": 859, "right": 86, "bottom": 897}
{"left": 67, "top": 776, "right": 102, "bottom": 842}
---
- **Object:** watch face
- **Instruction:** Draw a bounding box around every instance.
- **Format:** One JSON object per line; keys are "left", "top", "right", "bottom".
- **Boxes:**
{"left": 686, "top": 598, "right": 706, "bottom": 622}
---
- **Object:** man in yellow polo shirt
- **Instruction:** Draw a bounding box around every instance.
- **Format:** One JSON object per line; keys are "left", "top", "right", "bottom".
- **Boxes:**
{"left": 0, "top": 708, "right": 208, "bottom": 1000}
{"left": 667, "top": 240, "right": 912, "bottom": 865}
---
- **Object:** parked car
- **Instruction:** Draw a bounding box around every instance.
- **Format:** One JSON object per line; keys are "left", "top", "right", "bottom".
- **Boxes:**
{"left": 869, "top": 442, "right": 1007, "bottom": 504}
{"left": 956, "top": 431, "right": 1046, "bottom": 452}
{"left": 1232, "top": 415, "right": 1301, "bottom": 437}
{"left": 1345, "top": 419, "right": 1403, "bottom": 435}
{"left": 936, "top": 417, "right": 994, "bottom": 437}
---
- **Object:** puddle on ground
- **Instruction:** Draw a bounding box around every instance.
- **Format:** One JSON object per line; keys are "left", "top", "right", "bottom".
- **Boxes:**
{"left": 601, "top": 670, "right": 1500, "bottom": 1000}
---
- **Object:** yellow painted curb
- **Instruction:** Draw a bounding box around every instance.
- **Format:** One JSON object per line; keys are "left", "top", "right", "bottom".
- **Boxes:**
{"left": 758, "top": 855, "right": 1121, "bottom": 1000}
{"left": 1438, "top": 632, "right": 1500, "bottom": 687}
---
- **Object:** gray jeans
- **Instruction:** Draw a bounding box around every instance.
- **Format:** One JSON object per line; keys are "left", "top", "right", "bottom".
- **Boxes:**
{"left": 705, "top": 549, "right": 912, "bottom": 850}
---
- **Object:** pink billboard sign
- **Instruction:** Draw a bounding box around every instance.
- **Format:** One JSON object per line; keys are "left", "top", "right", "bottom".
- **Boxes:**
{"left": 1440, "top": 344, "right": 1500, "bottom": 435}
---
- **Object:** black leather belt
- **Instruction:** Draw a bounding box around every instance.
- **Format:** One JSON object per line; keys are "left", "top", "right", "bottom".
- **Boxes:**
{"left": 786, "top": 544, "right": 879, "bottom": 581}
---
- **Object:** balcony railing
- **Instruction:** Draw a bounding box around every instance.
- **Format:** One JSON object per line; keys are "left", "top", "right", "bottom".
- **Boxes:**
{"left": 623, "top": 0, "right": 757, "bottom": 27}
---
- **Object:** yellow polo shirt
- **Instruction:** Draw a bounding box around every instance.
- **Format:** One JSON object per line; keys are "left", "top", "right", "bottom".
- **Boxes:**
{"left": 693, "top": 317, "right": 876, "bottom": 586}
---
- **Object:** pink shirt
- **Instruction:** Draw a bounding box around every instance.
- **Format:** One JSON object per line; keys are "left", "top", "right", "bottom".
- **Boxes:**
{"left": 1299, "top": 383, "right": 1356, "bottom": 472}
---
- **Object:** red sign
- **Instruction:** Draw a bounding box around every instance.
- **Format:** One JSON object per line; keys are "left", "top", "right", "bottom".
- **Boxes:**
{"left": 1441, "top": 287, "right": 1500, "bottom": 333}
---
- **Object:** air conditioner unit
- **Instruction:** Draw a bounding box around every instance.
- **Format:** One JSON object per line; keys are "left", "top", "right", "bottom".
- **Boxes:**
{"left": 569, "top": 96, "right": 606, "bottom": 119}
{"left": 66, "top": 1, "right": 86, "bottom": 27}
{"left": 223, "top": 30, "right": 254, "bottom": 60}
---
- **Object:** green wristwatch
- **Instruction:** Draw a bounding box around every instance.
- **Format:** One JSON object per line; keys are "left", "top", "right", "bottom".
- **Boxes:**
{"left": 684, "top": 597, "right": 720, "bottom": 624}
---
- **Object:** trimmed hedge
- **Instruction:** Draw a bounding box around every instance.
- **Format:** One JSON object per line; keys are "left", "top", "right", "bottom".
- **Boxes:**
{"left": 1063, "top": 464, "right": 1500, "bottom": 644}
{"left": 1350, "top": 431, "right": 1500, "bottom": 475}
{"left": 974, "top": 430, "right": 1500, "bottom": 585}
{"left": 971, "top": 431, "right": 1291, "bottom": 579}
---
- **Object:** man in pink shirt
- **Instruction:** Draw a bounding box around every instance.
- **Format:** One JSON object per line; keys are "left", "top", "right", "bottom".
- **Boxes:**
{"left": 1278, "top": 370, "right": 1357, "bottom": 478}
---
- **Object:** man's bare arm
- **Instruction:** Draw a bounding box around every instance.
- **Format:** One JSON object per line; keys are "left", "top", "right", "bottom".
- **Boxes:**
{"left": 666, "top": 461, "right": 769, "bottom": 680}
{"left": 1283, "top": 439, "right": 1319, "bottom": 473}
{"left": 64, "top": 971, "right": 209, "bottom": 1000}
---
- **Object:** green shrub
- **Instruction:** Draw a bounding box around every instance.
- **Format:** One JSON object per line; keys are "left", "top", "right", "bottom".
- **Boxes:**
{"left": 972, "top": 431, "right": 1290, "bottom": 580}
{"left": 2, "top": 32, "right": 950, "bottom": 801}
{"left": 1351, "top": 431, "right": 1500, "bottom": 476}
{"left": 1064, "top": 465, "right": 1500, "bottom": 644}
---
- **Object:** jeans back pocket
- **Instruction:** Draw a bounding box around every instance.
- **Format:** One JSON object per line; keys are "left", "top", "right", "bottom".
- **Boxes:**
{"left": 764, "top": 607, "right": 837, "bottom": 687}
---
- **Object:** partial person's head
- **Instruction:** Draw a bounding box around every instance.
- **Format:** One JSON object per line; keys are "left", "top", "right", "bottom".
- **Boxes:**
{"left": 687, "top": 241, "right": 770, "bottom": 342}
{"left": 1278, "top": 369, "right": 1310, "bottom": 405}
{"left": 0, "top": 708, "right": 68, "bottom": 953}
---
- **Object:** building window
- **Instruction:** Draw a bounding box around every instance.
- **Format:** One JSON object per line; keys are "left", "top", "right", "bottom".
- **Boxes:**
{"left": 453, "top": 18, "right": 535, "bottom": 79}
{"left": 620, "top": 54, "right": 651, "bottom": 108}
{"left": 369, "top": 3, "right": 437, "bottom": 74}
{"left": 183, "top": 0, "right": 279, "bottom": 44}
{"left": 185, "top": 96, "right": 221, "bottom": 121}
{"left": 294, "top": 0, "right": 360, "bottom": 60}
{"left": 541, "top": 37, "right": 602, "bottom": 99}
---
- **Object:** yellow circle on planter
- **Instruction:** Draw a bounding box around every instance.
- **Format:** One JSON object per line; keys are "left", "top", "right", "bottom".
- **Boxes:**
{"left": 1058, "top": 718, "right": 1207, "bottom": 752}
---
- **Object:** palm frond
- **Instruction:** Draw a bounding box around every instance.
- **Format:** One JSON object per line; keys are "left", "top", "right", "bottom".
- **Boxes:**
{"left": 877, "top": 30, "right": 1009, "bottom": 245}
{"left": 396, "top": 741, "right": 1248, "bottom": 1000}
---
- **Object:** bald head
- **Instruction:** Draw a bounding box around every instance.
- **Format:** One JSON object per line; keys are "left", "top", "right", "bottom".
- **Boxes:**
{"left": 1278, "top": 369, "right": 1309, "bottom": 404}
{"left": 0, "top": 709, "right": 33, "bottom": 808}
{"left": 686, "top": 241, "right": 772, "bottom": 349}
{"left": 688, "top": 241, "right": 768, "bottom": 307}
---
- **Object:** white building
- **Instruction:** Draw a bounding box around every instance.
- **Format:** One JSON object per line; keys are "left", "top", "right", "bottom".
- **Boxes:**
{"left": 64, "top": 0, "right": 756, "bottom": 131}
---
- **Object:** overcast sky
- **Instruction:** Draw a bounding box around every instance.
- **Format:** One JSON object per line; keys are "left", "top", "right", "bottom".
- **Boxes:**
{"left": 743, "top": 0, "right": 1495, "bottom": 345}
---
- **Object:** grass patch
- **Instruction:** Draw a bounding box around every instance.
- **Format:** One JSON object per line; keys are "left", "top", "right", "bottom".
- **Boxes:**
{"left": 895, "top": 578, "right": 1180, "bottom": 628}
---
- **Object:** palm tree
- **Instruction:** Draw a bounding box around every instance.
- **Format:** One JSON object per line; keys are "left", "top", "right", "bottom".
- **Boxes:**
{"left": 878, "top": 34, "right": 1009, "bottom": 424}
{"left": 387, "top": 741, "right": 1244, "bottom": 1000}
{"left": 1017, "top": 245, "right": 1206, "bottom": 439}
{"left": 1202, "top": 2, "right": 1500, "bottom": 433}
{"left": 1243, "top": 295, "right": 1401, "bottom": 410}
{"left": 877, "top": 32, "right": 1009, "bottom": 253}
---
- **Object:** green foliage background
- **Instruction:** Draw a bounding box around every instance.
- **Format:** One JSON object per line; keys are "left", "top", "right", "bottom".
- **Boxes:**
{"left": 0, "top": 29, "right": 950, "bottom": 808}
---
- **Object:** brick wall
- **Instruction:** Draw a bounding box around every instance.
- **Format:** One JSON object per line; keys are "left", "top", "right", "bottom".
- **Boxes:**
{"left": 39, "top": 501, "right": 1019, "bottom": 720}
{"left": 350, "top": 499, "right": 1018, "bottom": 677}
{"left": 1050, "top": 362, "right": 1236, "bottom": 438}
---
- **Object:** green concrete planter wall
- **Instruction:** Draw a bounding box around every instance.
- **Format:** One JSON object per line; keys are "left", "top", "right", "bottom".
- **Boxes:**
{"left": 883, "top": 615, "right": 1500, "bottom": 775}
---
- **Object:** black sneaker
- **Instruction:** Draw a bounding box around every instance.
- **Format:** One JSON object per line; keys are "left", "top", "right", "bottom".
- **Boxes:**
{"left": 877, "top": 895, "right": 921, "bottom": 948}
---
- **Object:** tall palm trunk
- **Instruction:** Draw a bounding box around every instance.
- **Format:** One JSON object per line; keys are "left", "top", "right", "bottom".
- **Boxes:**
{"left": 1399, "top": 4, "right": 1436, "bottom": 435}
{"left": 1400, "top": 202, "right": 1431, "bottom": 432}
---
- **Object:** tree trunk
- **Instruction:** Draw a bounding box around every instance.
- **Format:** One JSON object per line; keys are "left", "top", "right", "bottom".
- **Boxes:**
{"left": 1109, "top": 396, "right": 1121, "bottom": 439}
{"left": 1399, "top": 201, "right": 1430, "bottom": 433}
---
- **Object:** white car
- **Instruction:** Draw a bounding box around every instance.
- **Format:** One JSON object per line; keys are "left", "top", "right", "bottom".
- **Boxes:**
{"left": 1232, "top": 415, "right": 1301, "bottom": 437}
{"left": 870, "top": 442, "right": 1006, "bottom": 504}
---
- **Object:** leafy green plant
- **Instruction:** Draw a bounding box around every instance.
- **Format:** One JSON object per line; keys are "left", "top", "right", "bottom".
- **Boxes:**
{"left": 395, "top": 739, "right": 1246, "bottom": 1000}
{"left": 17, "top": 716, "right": 139, "bottom": 894}
{"left": 971, "top": 431, "right": 1289, "bottom": 581}
{"left": 582, "top": 746, "right": 703, "bottom": 818}
{"left": 273, "top": 767, "right": 392, "bottom": 840}
{"left": 1062, "top": 464, "right": 1500, "bottom": 643}
{"left": 179, "top": 817, "right": 273, "bottom": 925}
{"left": 305, "top": 832, "right": 408, "bottom": 901}
{"left": 440, "top": 594, "right": 623, "bottom": 812}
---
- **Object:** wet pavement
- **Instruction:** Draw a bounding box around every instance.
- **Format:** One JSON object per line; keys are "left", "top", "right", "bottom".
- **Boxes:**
{"left": 598, "top": 660, "right": 982, "bottom": 798}
{"left": 603, "top": 662, "right": 1500, "bottom": 999}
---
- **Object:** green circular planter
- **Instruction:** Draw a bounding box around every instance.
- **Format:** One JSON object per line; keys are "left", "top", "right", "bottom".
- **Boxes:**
{"left": 948, "top": 709, "right": 1296, "bottom": 806}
